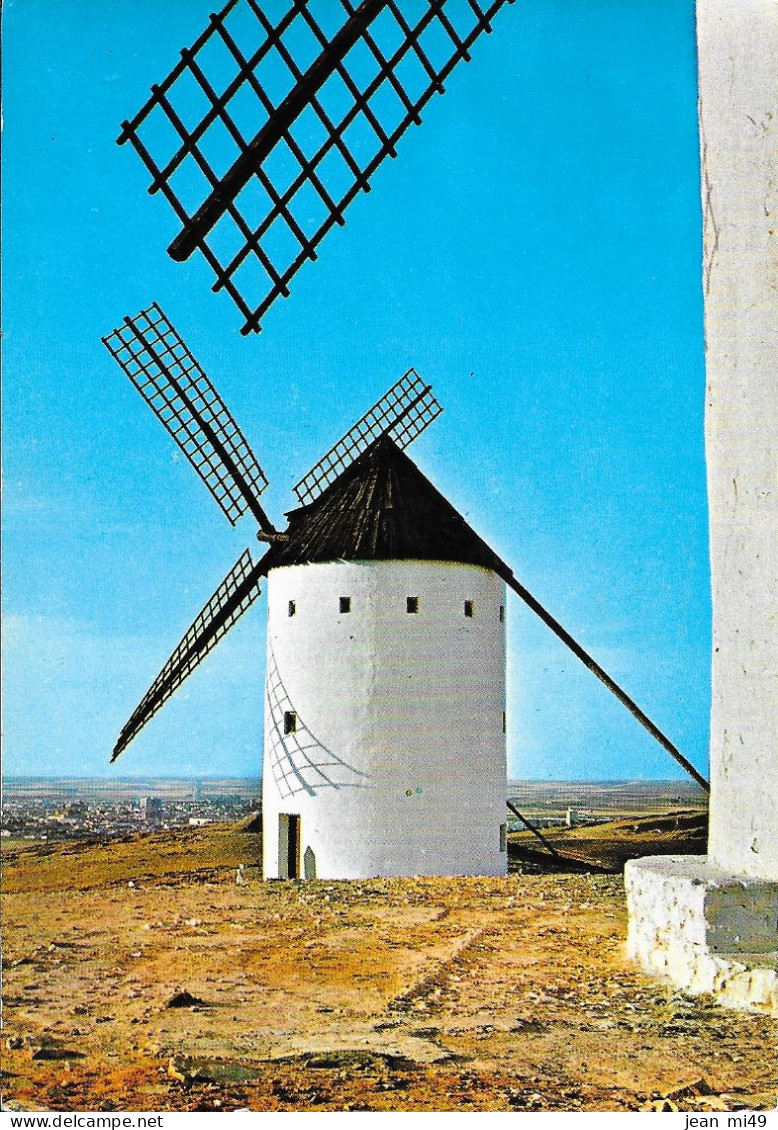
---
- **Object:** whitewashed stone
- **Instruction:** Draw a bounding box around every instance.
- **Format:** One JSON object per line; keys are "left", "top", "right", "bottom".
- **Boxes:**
{"left": 700, "top": 0, "right": 778, "bottom": 883}
{"left": 262, "top": 560, "right": 507, "bottom": 879}
{"left": 625, "top": 857, "right": 778, "bottom": 1014}
{"left": 626, "top": 0, "right": 778, "bottom": 1014}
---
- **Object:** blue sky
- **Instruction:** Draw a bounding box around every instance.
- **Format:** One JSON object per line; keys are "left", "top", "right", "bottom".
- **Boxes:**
{"left": 2, "top": 0, "right": 709, "bottom": 782}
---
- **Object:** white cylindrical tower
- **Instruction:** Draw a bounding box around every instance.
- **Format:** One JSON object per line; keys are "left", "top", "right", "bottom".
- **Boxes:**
{"left": 262, "top": 559, "right": 507, "bottom": 879}
{"left": 259, "top": 433, "right": 512, "bottom": 880}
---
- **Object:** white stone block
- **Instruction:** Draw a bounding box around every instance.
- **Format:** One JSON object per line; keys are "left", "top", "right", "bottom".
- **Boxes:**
{"left": 625, "top": 856, "right": 778, "bottom": 1014}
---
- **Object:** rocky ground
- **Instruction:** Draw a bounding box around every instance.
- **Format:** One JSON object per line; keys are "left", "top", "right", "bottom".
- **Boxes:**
{"left": 2, "top": 821, "right": 775, "bottom": 1112}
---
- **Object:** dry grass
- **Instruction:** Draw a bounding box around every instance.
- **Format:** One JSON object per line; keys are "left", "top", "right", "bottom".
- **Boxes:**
{"left": 1, "top": 824, "right": 262, "bottom": 895}
{"left": 509, "top": 810, "right": 708, "bottom": 872}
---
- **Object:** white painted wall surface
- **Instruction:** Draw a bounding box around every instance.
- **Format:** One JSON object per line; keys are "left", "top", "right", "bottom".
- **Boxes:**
{"left": 697, "top": 0, "right": 778, "bottom": 880}
{"left": 262, "top": 560, "right": 507, "bottom": 879}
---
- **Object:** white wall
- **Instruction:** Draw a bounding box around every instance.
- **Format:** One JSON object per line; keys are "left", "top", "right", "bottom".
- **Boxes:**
{"left": 262, "top": 560, "right": 507, "bottom": 879}
{"left": 697, "top": 0, "right": 778, "bottom": 880}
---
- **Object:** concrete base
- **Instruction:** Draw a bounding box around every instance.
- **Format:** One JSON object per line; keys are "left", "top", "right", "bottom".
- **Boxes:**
{"left": 625, "top": 856, "right": 778, "bottom": 1015}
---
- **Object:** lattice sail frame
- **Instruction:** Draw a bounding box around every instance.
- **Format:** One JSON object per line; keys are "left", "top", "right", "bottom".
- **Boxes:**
{"left": 118, "top": 0, "right": 515, "bottom": 334}
{"left": 102, "top": 304, "right": 270, "bottom": 526}
{"left": 112, "top": 550, "right": 265, "bottom": 759}
{"left": 293, "top": 368, "right": 441, "bottom": 505}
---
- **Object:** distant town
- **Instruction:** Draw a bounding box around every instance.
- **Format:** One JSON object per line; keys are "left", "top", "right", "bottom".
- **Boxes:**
{"left": 1, "top": 776, "right": 708, "bottom": 843}
{"left": 1, "top": 777, "right": 260, "bottom": 843}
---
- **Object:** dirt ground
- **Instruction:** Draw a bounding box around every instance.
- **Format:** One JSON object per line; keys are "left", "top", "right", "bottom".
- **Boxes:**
{"left": 2, "top": 823, "right": 776, "bottom": 1113}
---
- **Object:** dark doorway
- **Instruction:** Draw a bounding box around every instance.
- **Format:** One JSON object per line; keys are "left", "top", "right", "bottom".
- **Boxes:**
{"left": 279, "top": 813, "right": 301, "bottom": 879}
{"left": 288, "top": 814, "right": 300, "bottom": 878}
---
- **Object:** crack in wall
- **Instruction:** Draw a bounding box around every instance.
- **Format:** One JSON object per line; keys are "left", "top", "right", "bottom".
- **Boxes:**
{"left": 699, "top": 101, "right": 720, "bottom": 297}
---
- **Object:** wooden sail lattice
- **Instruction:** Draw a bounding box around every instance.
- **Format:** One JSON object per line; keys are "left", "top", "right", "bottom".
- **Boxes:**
{"left": 112, "top": 550, "right": 265, "bottom": 759}
{"left": 103, "top": 303, "right": 271, "bottom": 527}
{"left": 117, "top": 0, "right": 515, "bottom": 334}
{"left": 293, "top": 368, "right": 441, "bottom": 505}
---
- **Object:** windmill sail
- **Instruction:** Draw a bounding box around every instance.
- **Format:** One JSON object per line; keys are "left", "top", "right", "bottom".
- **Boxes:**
{"left": 116, "top": 0, "right": 515, "bottom": 334}
{"left": 102, "top": 304, "right": 275, "bottom": 532}
{"left": 112, "top": 550, "right": 266, "bottom": 760}
{"left": 293, "top": 368, "right": 441, "bottom": 505}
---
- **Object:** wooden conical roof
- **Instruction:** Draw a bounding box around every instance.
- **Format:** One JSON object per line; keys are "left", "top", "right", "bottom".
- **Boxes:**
{"left": 263, "top": 435, "right": 512, "bottom": 579}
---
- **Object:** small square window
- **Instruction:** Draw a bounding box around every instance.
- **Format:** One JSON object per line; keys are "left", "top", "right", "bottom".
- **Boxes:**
{"left": 288, "top": 600, "right": 296, "bottom": 617}
{"left": 464, "top": 600, "right": 474, "bottom": 618}
{"left": 499, "top": 605, "right": 505, "bottom": 623}
{"left": 502, "top": 710, "right": 507, "bottom": 735}
{"left": 406, "top": 596, "right": 419, "bottom": 614}
{"left": 499, "top": 823, "right": 507, "bottom": 852}
{"left": 339, "top": 596, "right": 351, "bottom": 613}
{"left": 283, "top": 710, "right": 297, "bottom": 735}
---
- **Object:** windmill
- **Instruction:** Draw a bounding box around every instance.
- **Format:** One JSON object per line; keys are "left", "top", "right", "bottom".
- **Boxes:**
{"left": 103, "top": 303, "right": 707, "bottom": 880}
